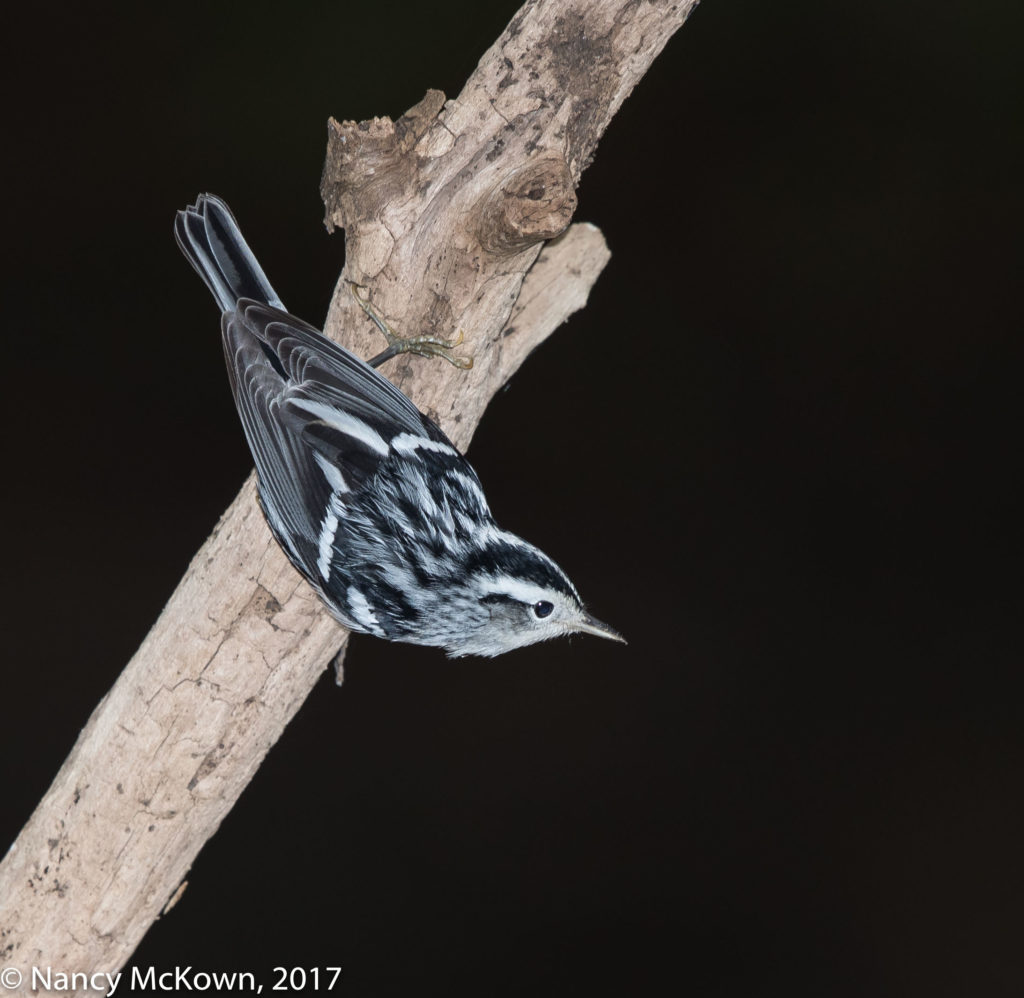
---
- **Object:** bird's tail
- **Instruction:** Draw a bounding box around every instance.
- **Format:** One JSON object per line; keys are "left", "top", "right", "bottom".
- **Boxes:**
{"left": 174, "top": 194, "right": 284, "bottom": 313}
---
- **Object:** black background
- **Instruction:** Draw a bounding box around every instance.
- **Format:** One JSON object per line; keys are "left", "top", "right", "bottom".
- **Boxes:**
{"left": 3, "top": 1, "right": 1023, "bottom": 994}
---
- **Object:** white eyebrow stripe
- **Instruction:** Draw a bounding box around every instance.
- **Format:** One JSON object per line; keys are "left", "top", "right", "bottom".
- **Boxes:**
{"left": 290, "top": 398, "right": 389, "bottom": 455}
{"left": 391, "top": 432, "right": 460, "bottom": 457}
{"left": 476, "top": 575, "right": 557, "bottom": 606}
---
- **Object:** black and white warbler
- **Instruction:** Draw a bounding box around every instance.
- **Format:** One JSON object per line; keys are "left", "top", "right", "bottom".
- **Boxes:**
{"left": 175, "top": 194, "right": 623, "bottom": 657}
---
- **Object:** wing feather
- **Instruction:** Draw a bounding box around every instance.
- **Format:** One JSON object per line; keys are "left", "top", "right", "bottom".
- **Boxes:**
{"left": 220, "top": 299, "right": 454, "bottom": 588}
{"left": 239, "top": 301, "right": 430, "bottom": 436}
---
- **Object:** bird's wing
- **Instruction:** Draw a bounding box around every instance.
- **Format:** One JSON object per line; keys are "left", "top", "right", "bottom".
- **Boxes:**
{"left": 221, "top": 300, "right": 451, "bottom": 585}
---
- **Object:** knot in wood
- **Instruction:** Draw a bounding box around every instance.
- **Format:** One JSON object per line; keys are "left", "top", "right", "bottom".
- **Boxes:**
{"left": 478, "top": 155, "right": 577, "bottom": 256}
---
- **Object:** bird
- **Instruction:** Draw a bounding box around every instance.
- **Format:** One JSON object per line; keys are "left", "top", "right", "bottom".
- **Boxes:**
{"left": 174, "top": 194, "right": 623, "bottom": 657}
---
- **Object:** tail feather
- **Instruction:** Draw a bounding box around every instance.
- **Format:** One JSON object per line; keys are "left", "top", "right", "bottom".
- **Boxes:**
{"left": 174, "top": 194, "right": 284, "bottom": 313}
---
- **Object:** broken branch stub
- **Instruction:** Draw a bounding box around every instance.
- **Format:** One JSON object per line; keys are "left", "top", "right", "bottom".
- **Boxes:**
{"left": 319, "top": 0, "right": 697, "bottom": 454}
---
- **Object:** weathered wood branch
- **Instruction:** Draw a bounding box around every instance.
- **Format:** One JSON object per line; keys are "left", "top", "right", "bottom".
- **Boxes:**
{"left": 0, "top": 0, "right": 697, "bottom": 984}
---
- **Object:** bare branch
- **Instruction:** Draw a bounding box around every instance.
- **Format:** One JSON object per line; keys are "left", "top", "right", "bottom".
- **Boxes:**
{"left": 0, "top": 0, "right": 697, "bottom": 982}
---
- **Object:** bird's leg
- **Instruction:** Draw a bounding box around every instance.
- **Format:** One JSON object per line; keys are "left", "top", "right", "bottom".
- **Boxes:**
{"left": 349, "top": 283, "right": 473, "bottom": 370}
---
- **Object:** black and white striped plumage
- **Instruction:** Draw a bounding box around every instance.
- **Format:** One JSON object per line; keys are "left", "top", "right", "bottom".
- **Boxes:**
{"left": 175, "top": 194, "right": 622, "bottom": 657}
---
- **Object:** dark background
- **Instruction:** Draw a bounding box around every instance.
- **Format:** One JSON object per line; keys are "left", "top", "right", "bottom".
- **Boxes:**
{"left": 3, "top": 1, "right": 1022, "bottom": 994}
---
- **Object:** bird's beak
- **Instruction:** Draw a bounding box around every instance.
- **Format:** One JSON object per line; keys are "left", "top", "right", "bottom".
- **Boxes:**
{"left": 572, "top": 613, "right": 627, "bottom": 645}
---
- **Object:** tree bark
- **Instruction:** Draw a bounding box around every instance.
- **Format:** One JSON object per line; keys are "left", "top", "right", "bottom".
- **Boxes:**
{"left": 0, "top": 0, "right": 698, "bottom": 985}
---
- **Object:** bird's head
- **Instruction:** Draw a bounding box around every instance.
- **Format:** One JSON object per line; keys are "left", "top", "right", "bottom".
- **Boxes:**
{"left": 447, "top": 533, "right": 624, "bottom": 658}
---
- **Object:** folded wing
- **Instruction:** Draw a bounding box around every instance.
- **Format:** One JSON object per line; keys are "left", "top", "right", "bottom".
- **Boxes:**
{"left": 221, "top": 299, "right": 451, "bottom": 587}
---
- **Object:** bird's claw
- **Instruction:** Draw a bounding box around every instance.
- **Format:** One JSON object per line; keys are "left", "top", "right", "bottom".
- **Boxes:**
{"left": 350, "top": 282, "right": 474, "bottom": 370}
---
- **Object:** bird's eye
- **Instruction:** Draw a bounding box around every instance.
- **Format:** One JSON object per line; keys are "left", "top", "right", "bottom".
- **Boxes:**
{"left": 533, "top": 600, "right": 554, "bottom": 619}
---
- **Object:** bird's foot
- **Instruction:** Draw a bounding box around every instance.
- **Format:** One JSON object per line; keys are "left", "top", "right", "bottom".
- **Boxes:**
{"left": 350, "top": 283, "right": 473, "bottom": 370}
